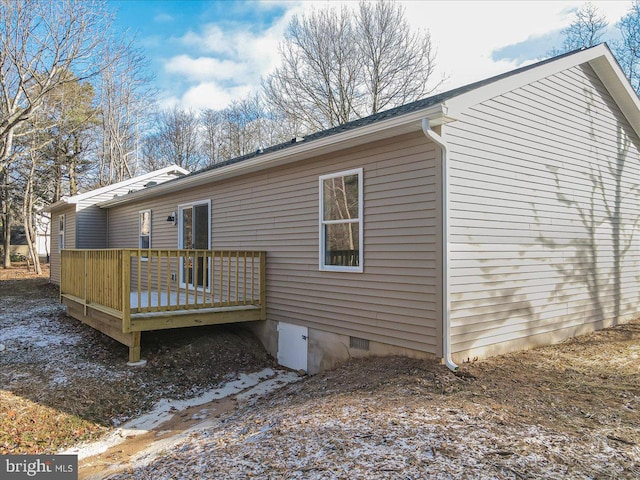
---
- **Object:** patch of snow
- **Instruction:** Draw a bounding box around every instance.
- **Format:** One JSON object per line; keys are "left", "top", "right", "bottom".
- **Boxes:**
{"left": 62, "top": 368, "right": 300, "bottom": 460}
{"left": 236, "top": 371, "right": 300, "bottom": 404}
{"left": 0, "top": 301, "right": 77, "bottom": 349}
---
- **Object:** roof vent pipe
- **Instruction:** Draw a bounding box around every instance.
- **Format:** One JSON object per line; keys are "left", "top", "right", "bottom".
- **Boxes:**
{"left": 422, "top": 117, "right": 458, "bottom": 372}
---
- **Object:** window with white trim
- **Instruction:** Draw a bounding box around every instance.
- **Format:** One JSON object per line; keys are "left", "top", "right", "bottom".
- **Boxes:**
{"left": 58, "top": 214, "right": 65, "bottom": 252}
{"left": 139, "top": 210, "right": 151, "bottom": 259}
{"left": 319, "top": 168, "right": 363, "bottom": 272}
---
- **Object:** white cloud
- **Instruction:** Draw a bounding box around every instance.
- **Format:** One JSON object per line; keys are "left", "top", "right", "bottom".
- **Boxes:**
{"left": 179, "top": 25, "right": 233, "bottom": 56}
{"left": 403, "top": 0, "right": 632, "bottom": 91}
{"left": 165, "top": 55, "right": 248, "bottom": 82}
{"left": 154, "top": 13, "right": 174, "bottom": 23}
{"left": 162, "top": 82, "right": 253, "bottom": 111}
{"left": 159, "top": 0, "right": 634, "bottom": 112}
{"left": 162, "top": 4, "right": 300, "bottom": 111}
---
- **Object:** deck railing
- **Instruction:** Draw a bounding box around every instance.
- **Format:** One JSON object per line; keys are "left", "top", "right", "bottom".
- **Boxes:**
{"left": 60, "top": 249, "right": 266, "bottom": 332}
{"left": 61, "top": 249, "right": 124, "bottom": 312}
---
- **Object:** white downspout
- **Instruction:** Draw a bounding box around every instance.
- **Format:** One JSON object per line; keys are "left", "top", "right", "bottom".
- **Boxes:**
{"left": 422, "top": 118, "right": 458, "bottom": 371}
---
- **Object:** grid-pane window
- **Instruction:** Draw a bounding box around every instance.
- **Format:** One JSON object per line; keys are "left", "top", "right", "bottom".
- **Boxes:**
{"left": 319, "top": 168, "right": 363, "bottom": 272}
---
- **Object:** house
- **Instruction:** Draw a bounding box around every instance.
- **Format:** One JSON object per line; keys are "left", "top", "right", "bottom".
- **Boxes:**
{"left": 50, "top": 45, "right": 640, "bottom": 373}
{"left": 43, "top": 165, "right": 189, "bottom": 283}
{"left": 34, "top": 213, "right": 50, "bottom": 261}
{"left": 0, "top": 225, "right": 29, "bottom": 259}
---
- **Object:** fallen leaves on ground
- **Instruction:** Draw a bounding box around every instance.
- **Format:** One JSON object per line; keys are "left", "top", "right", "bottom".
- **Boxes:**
{"left": 2, "top": 264, "right": 640, "bottom": 478}
{"left": 109, "top": 324, "right": 640, "bottom": 479}
{"left": 0, "top": 266, "right": 275, "bottom": 454}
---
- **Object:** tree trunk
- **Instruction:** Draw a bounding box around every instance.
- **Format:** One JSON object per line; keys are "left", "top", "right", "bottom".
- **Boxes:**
{"left": 69, "top": 157, "right": 78, "bottom": 196}
{"left": 2, "top": 207, "right": 11, "bottom": 269}
{"left": 53, "top": 162, "right": 63, "bottom": 202}
{"left": 23, "top": 159, "right": 41, "bottom": 274}
{"left": 1, "top": 170, "right": 11, "bottom": 269}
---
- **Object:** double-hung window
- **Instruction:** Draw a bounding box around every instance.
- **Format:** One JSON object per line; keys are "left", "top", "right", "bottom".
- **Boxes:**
{"left": 319, "top": 168, "right": 363, "bottom": 272}
{"left": 58, "top": 215, "right": 65, "bottom": 252}
{"left": 139, "top": 210, "right": 151, "bottom": 259}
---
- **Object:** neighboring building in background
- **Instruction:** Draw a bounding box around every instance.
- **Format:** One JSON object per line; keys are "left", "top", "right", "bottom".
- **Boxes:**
{"left": 0, "top": 225, "right": 29, "bottom": 259}
{"left": 34, "top": 212, "right": 51, "bottom": 261}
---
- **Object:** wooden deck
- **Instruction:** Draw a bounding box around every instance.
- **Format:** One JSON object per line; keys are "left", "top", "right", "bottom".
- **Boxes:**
{"left": 60, "top": 249, "right": 266, "bottom": 362}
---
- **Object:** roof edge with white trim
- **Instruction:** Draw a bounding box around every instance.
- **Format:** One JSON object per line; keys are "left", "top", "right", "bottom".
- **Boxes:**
{"left": 41, "top": 165, "right": 188, "bottom": 212}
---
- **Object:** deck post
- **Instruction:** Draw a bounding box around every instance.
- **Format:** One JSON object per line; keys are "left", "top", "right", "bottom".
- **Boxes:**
{"left": 59, "top": 250, "right": 64, "bottom": 304}
{"left": 128, "top": 332, "right": 142, "bottom": 364}
{"left": 259, "top": 252, "right": 266, "bottom": 320}
{"left": 122, "top": 250, "right": 131, "bottom": 333}
{"left": 83, "top": 250, "right": 88, "bottom": 315}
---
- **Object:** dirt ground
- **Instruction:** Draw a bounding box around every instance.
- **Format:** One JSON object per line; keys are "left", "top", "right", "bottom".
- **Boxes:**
{"left": 110, "top": 326, "right": 640, "bottom": 479}
{"left": 0, "top": 263, "right": 276, "bottom": 454}
{"left": 1, "top": 263, "right": 640, "bottom": 478}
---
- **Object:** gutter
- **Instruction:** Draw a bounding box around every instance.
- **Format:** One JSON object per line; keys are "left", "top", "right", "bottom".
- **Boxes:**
{"left": 421, "top": 117, "right": 458, "bottom": 372}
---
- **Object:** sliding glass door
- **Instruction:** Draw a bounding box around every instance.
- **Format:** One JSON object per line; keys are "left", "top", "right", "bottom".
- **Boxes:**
{"left": 178, "top": 201, "right": 210, "bottom": 289}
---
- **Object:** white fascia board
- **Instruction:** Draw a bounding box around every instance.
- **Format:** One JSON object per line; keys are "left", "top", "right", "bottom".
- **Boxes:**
{"left": 98, "top": 105, "right": 451, "bottom": 209}
{"left": 69, "top": 165, "right": 189, "bottom": 203}
{"left": 589, "top": 53, "right": 640, "bottom": 139}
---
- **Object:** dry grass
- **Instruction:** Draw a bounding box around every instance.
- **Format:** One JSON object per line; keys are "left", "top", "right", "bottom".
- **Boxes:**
{"left": 2, "top": 263, "right": 640, "bottom": 478}
{"left": 111, "top": 324, "right": 640, "bottom": 479}
{"left": 110, "top": 321, "right": 640, "bottom": 480}
{"left": 0, "top": 390, "right": 104, "bottom": 454}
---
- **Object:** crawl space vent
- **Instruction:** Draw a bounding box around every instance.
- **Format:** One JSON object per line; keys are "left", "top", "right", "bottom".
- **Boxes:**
{"left": 349, "top": 336, "right": 370, "bottom": 351}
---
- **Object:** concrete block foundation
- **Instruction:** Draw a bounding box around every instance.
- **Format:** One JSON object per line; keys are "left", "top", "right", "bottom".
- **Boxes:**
{"left": 248, "top": 319, "right": 435, "bottom": 375}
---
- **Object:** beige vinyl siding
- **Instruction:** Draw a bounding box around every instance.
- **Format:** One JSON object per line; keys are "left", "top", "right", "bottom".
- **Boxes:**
{"left": 107, "top": 132, "right": 441, "bottom": 354}
{"left": 446, "top": 63, "right": 640, "bottom": 358}
{"left": 50, "top": 205, "right": 76, "bottom": 285}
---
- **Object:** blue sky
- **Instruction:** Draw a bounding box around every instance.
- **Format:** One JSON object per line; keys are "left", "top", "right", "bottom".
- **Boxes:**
{"left": 109, "top": 0, "right": 634, "bottom": 111}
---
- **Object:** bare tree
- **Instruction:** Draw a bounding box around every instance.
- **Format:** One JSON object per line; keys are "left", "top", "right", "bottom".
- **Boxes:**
{"left": 0, "top": 0, "right": 112, "bottom": 268}
{"left": 200, "top": 95, "right": 294, "bottom": 166}
{"left": 263, "top": 5, "right": 360, "bottom": 132}
{"left": 21, "top": 149, "right": 43, "bottom": 274}
{"left": 356, "top": 0, "right": 438, "bottom": 115}
{"left": 0, "top": 167, "right": 16, "bottom": 268}
{"left": 141, "top": 107, "right": 201, "bottom": 172}
{"left": 200, "top": 108, "right": 224, "bottom": 166}
{"left": 615, "top": 1, "right": 640, "bottom": 95}
{"left": 561, "top": 2, "right": 608, "bottom": 51}
{"left": 96, "top": 42, "right": 155, "bottom": 184}
{"left": 0, "top": 0, "right": 111, "bottom": 174}
{"left": 263, "top": 0, "right": 440, "bottom": 133}
{"left": 7, "top": 104, "right": 61, "bottom": 272}
{"left": 552, "top": 2, "right": 639, "bottom": 96}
